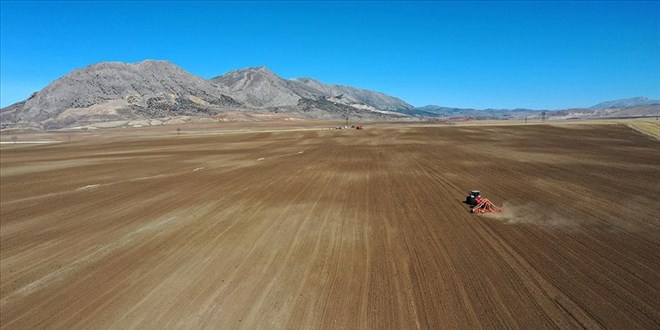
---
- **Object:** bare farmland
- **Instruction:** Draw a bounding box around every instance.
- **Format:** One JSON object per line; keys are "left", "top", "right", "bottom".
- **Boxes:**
{"left": 1, "top": 123, "right": 659, "bottom": 329}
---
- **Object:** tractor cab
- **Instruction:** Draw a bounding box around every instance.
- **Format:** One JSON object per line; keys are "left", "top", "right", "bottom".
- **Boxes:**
{"left": 465, "top": 190, "right": 480, "bottom": 206}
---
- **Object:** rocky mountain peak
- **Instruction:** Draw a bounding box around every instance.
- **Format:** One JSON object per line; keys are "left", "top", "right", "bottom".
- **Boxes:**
{"left": 2, "top": 60, "right": 240, "bottom": 128}
{"left": 209, "top": 66, "right": 305, "bottom": 107}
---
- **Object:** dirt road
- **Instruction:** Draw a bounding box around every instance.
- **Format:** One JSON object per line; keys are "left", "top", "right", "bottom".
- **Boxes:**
{"left": 1, "top": 124, "right": 659, "bottom": 328}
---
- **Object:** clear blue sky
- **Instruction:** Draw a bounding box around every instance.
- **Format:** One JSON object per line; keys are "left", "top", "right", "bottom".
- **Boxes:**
{"left": 1, "top": 1, "right": 659, "bottom": 109}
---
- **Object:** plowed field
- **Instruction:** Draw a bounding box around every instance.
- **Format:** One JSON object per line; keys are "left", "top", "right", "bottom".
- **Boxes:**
{"left": 1, "top": 124, "right": 659, "bottom": 328}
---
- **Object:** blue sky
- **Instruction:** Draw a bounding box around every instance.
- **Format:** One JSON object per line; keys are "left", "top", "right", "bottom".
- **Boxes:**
{"left": 1, "top": 1, "right": 659, "bottom": 109}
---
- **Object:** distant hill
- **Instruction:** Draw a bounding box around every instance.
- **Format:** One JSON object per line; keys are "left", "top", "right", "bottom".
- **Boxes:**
{"left": 415, "top": 105, "right": 542, "bottom": 119}
{"left": 416, "top": 99, "right": 660, "bottom": 120}
{"left": 590, "top": 97, "right": 660, "bottom": 109}
{"left": 290, "top": 77, "right": 413, "bottom": 112}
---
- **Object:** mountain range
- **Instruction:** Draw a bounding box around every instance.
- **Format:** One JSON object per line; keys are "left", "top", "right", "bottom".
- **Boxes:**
{"left": 1, "top": 60, "right": 658, "bottom": 129}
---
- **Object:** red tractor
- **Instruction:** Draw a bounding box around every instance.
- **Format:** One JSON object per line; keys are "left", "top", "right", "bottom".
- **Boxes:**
{"left": 465, "top": 190, "right": 501, "bottom": 214}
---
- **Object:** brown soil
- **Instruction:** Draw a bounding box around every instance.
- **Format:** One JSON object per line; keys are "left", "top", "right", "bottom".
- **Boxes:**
{"left": 1, "top": 123, "right": 659, "bottom": 329}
